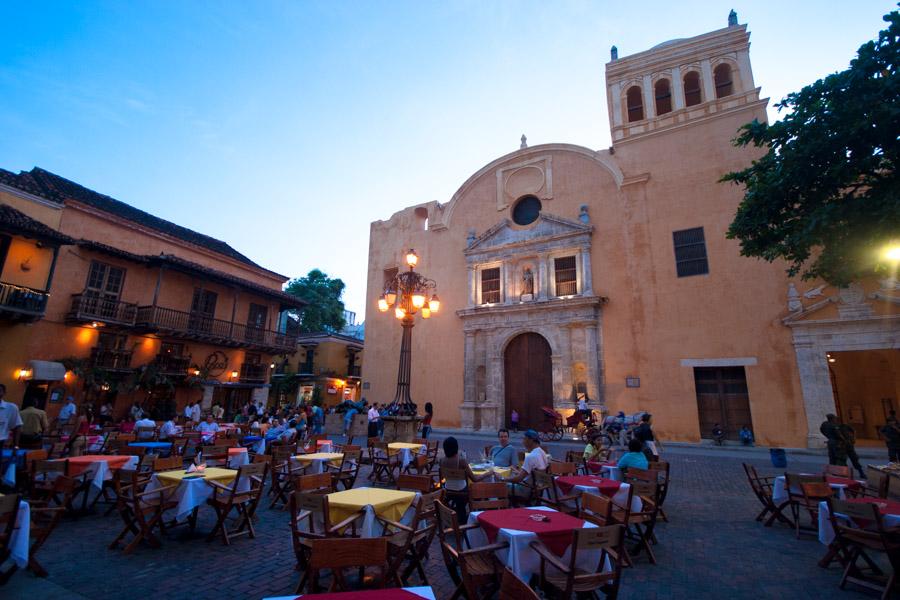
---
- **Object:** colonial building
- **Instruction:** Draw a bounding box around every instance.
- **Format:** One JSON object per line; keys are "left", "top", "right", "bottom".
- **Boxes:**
{"left": 273, "top": 331, "right": 364, "bottom": 407}
{"left": 364, "top": 15, "right": 900, "bottom": 448}
{"left": 0, "top": 167, "right": 304, "bottom": 419}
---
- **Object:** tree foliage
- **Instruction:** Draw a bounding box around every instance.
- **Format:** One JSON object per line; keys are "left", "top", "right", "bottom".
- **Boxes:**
{"left": 285, "top": 268, "right": 346, "bottom": 334}
{"left": 722, "top": 9, "right": 900, "bottom": 285}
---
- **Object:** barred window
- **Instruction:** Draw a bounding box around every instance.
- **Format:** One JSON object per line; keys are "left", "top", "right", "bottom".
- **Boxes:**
{"left": 626, "top": 86, "right": 644, "bottom": 122}
{"left": 673, "top": 227, "right": 709, "bottom": 277}
{"left": 683, "top": 71, "right": 702, "bottom": 106}
{"left": 655, "top": 79, "right": 672, "bottom": 115}
{"left": 714, "top": 64, "right": 734, "bottom": 98}
{"left": 481, "top": 267, "right": 501, "bottom": 304}
{"left": 554, "top": 256, "right": 577, "bottom": 296}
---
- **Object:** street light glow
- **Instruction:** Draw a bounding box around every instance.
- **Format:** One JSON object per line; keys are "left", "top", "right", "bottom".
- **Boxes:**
{"left": 884, "top": 244, "right": 900, "bottom": 262}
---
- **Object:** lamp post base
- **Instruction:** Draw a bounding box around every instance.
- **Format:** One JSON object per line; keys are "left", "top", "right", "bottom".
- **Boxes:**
{"left": 381, "top": 415, "right": 424, "bottom": 443}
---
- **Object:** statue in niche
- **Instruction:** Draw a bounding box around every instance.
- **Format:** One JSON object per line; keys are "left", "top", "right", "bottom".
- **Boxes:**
{"left": 521, "top": 268, "right": 534, "bottom": 300}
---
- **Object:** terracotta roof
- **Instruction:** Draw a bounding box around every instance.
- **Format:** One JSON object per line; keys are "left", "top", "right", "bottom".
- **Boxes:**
{"left": 0, "top": 203, "right": 74, "bottom": 245}
{"left": 76, "top": 239, "right": 306, "bottom": 309}
{"left": 0, "top": 167, "right": 275, "bottom": 273}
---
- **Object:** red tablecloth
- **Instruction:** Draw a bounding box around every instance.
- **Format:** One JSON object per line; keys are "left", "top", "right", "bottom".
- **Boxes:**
{"left": 826, "top": 476, "right": 863, "bottom": 490}
{"left": 228, "top": 448, "right": 247, "bottom": 456}
{"left": 65, "top": 455, "right": 132, "bottom": 476}
{"left": 477, "top": 508, "right": 585, "bottom": 556}
{"left": 556, "top": 475, "right": 621, "bottom": 497}
{"left": 846, "top": 497, "right": 900, "bottom": 515}
{"left": 586, "top": 461, "right": 615, "bottom": 474}
{"left": 288, "top": 590, "right": 423, "bottom": 600}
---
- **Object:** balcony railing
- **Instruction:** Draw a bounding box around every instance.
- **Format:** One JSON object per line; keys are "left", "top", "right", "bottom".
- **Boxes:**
{"left": 0, "top": 281, "right": 49, "bottom": 321}
{"left": 135, "top": 305, "right": 298, "bottom": 352}
{"left": 555, "top": 280, "right": 578, "bottom": 297}
{"left": 67, "top": 293, "right": 138, "bottom": 326}
{"left": 90, "top": 347, "right": 133, "bottom": 371}
{"left": 153, "top": 353, "right": 192, "bottom": 376}
{"left": 348, "top": 365, "right": 361, "bottom": 378}
{"left": 240, "top": 362, "right": 268, "bottom": 383}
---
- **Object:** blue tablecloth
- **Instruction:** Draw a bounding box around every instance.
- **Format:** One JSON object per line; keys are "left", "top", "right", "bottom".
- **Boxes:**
{"left": 1, "top": 449, "right": 31, "bottom": 467}
{"left": 128, "top": 442, "right": 173, "bottom": 453}
{"left": 1, "top": 449, "right": 32, "bottom": 487}
{"left": 242, "top": 436, "right": 262, "bottom": 443}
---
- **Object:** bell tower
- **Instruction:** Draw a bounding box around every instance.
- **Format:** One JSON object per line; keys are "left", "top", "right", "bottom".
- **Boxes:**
{"left": 605, "top": 11, "right": 761, "bottom": 143}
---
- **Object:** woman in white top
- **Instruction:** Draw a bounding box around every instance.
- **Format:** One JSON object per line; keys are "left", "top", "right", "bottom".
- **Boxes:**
{"left": 439, "top": 436, "right": 488, "bottom": 521}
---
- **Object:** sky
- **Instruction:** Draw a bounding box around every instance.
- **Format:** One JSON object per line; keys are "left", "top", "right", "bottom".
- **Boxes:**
{"left": 0, "top": 1, "right": 893, "bottom": 320}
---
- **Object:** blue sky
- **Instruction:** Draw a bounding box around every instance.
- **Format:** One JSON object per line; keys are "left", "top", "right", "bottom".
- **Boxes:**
{"left": 0, "top": 1, "right": 893, "bottom": 319}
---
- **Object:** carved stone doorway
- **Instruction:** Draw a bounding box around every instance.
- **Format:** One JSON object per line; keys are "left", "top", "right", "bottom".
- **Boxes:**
{"left": 504, "top": 332, "right": 552, "bottom": 429}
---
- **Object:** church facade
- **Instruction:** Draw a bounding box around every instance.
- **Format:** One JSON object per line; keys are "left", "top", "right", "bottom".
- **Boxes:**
{"left": 364, "top": 16, "right": 900, "bottom": 448}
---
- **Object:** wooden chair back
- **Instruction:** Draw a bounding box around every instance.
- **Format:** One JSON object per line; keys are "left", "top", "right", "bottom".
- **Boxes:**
{"left": 397, "top": 474, "right": 434, "bottom": 493}
{"left": 824, "top": 464, "right": 852, "bottom": 478}
{"left": 580, "top": 491, "right": 615, "bottom": 526}
{"left": 469, "top": 482, "right": 509, "bottom": 511}
{"left": 500, "top": 566, "right": 540, "bottom": 600}
{"left": 549, "top": 460, "right": 577, "bottom": 475}
{"left": 297, "top": 472, "right": 333, "bottom": 494}
{"left": 0, "top": 493, "right": 21, "bottom": 564}
{"left": 135, "top": 426, "right": 157, "bottom": 440}
{"left": 308, "top": 537, "right": 387, "bottom": 591}
{"left": 440, "top": 467, "right": 469, "bottom": 491}
{"left": 117, "top": 433, "right": 137, "bottom": 443}
{"left": 153, "top": 455, "right": 184, "bottom": 471}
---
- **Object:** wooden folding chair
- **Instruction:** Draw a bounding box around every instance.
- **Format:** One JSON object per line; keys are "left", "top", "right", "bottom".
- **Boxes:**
{"left": 785, "top": 472, "right": 827, "bottom": 533}
{"left": 270, "top": 446, "right": 305, "bottom": 509}
{"left": 135, "top": 426, "right": 157, "bottom": 441}
{"left": 534, "top": 470, "right": 580, "bottom": 515}
{"left": 468, "top": 482, "right": 509, "bottom": 512}
{"left": 795, "top": 481, "right": 836, "bottom": 539}
{"left": 531, "top": 524, "right": 625, "bottom": 600}
{"left": 327, "top": 448, "right": 362, "bottom": 491}
{"left": 200, "top": 445, "right": 229, "bottom": 468}
{"left": 825, "top": 464, "right": 852, "bottom": 478}
{"left": 0, "top": 494, "right": 20, "bottom": 584}
{"left": 549, "top": 460, "right": 577, "bottom": 476}
{"left": 308, "top": 537, "right": 388, "bottom": 593}
{"left": 108, "top": 469, "right": 177, "bottom": 553}
{"left": 205, "top": 462, "right": 269, "bottom": 545}
{"left": 621, "top": 476, "right": 660, "bottom": 565}
{"left": 828, "top": 498, "right": 900, "bottom": 599}
{"left": 435, "top": 499, "right": 508, "bottom": 600}
{"left": 370, "top": 442, "right": 400, "bottom": 484}
{"left": 645, "top": 460, "right": 671, "bottom": 522}
{"left": 153, "top": 455, "right": 184, "bottom": 472}
{"left": 289, "top": 490, "right": 361, "bottom": 593}
{"left": 296, "top": 472, "right": 334, "bottom": 494}
{"left": 580, "top": 491, "right": 618, "bottom": 528}
{"left": 425, "top": 441, "right": 439, "bottom": 471}
{"left": 742, "top": 463, "right": 791, "bottom": 527}
{"left": 377, "top": 488, "right": 442, "bottom": 586}
{"left": 25, "top": 499, "right": 65, "bottom": 577}
{"left": 500, "top": 566, "right": 540, "bottom": 600}
{"left": 397, "top": 474, "right": 434, "bottom": 494}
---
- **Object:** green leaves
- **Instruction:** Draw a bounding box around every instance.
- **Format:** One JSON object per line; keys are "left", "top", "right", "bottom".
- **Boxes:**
{"left": 284, "top": 268, "right": 347, "bottom": 334}
{"left": 722, "top": 9, "right": 900, "bottom": 285}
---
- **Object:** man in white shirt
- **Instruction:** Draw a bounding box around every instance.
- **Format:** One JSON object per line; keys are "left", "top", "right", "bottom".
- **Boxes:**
{"left": 58, "top": 396, "right": 77, "bottom": 423}
{"left": 367, "top": 402, "right": 381, "bottom": 438}
{"left": 0, "top": 384, "right": 24, "bottom": 448}
{"left": 183, "top": 403, "right": 192, "bottom": 421}
{"left": 190, "top": 402, "right": 201, "bottom": 423}
{"left": 502, "top": 429, "right": 549, "bottom": 496}
{"left": 211, "top": 403, "right": 224, "bottom": 420}
{"left": 159, "top": 418, "right": 178, "bottom": 440}
{"left": 135, "top": 416, "right": 157, "bottom": 440}
{"left": 197, "top": 414, "right": 219, "bottom": 443}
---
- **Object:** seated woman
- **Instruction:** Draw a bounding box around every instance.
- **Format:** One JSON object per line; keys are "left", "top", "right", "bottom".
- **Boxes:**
{"left": 440, "top": 436, "right": 488, "bottom": 521}
{"left": 616, "top": 438, "right": 649, "bottom": 474}
{"left": 583, "top": 435, "right": 607, "bottom": 473}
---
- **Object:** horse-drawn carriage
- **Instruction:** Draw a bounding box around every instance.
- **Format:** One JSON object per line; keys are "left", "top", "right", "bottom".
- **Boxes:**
{"left": 538, "top": 406, "right": 603, "bottom": 442}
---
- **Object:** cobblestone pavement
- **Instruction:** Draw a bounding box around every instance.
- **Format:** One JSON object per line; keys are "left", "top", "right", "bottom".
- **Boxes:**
{"left": 4, "top": 439, "right": 876, "bottom": 600}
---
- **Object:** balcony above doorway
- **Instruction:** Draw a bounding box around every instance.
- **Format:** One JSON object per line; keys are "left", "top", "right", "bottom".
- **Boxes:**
{"left": 239, "top": 362, "right": 268, "bottom": 383}
{"left": 67, "top": 293, "right": 138, "bottom": 327}
{"left": 0, "top": 281, "right": 49, "bottom": 322}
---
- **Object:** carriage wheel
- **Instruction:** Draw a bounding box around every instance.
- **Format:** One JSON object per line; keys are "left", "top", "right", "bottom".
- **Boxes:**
{"left": 553, "top": 427, "right": 564, "bottom": 442}
{"left": 538, "top": 430, "right": 552, "bottom": 442}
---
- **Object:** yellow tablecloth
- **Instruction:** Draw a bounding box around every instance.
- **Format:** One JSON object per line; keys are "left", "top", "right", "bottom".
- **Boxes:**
{"left": 295, "top": 452, "right": 344, "bottom": 465}
{"left": 388, "top": 442, "right": 425, "bottom": 455}
{"left": 327, "top": 487, "right": 416, "bottom": 525}
{"left": 471, "top": 467, "right": 512, "bottom": 479}
{"left": 156, "top": 467, "right": 237, "bottom": 485}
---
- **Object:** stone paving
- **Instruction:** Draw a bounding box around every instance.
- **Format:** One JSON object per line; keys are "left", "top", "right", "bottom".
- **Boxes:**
{"left": 4, "top": 438, "right": 878, "bottom": 600}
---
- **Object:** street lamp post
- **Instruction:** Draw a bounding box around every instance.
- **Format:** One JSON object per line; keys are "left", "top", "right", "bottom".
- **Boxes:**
{"left": 377, "top": 249, "right": 440, "bottom": 416}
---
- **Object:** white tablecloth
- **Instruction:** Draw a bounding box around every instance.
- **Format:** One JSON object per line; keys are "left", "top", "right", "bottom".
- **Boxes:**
{"left": 228, "top": 450, "right": 249, "bottom": 469}
{"left": 8, "top": 500, "right": 30, "bottom": 568}
{"left": 263, "top": 586, "right": 436, "bottom": 600}
{"left": 466, "top": 506, "right": 605, "bottom": 583}
{"left": 146, "top": 470, "right": 249, "bottom": 519}
{"left": 816, "top": 500, "right": 900, "bottom": 545}
{"left": 571, "top": 482, "right": 642, "bottom": 513}
{"left": 599, "top": 465, "right": 621, "bottom": 481}
{"left": 290, "top": 455, "right": 343, "bottom": 476}
{"left": 772, "top": 476, "right": 852, "bottom": 504}
{"left": 392, "top": 445, "right": 424, "bottom": 469}
{"left": 3, "top": 463, "right": 15, "bottom": 487}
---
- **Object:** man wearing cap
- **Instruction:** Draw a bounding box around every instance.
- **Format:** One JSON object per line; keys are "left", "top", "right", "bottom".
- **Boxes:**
{"left": 501, "top": 429, "right": 549, "bottom": 496}
{"left": 58, "top": 396, "right": 77, "bottom": 423}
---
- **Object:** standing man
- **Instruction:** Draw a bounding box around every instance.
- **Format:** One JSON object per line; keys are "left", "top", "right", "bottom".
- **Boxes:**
{"left": 0, "top": 384, "right": 23, "bottom": 449}
{"left": 19, "top": 396, "right": 49, "bottom": 448}
{"left": 820, "top": 414, "right": 844, "bottom": 466}
{"left": 190, "top": 400, "right": 201, "bottom": 424}
{"left": 882, "top": 411, "right": 900, "bottom": 463}
{"left": 633, "top": 413, "right": 660, "bottom": 459}
{"left": 367, "top": 401, "right": 381, "bottom": 438}
{"left": 838, "top": 421, "right": 866, "bottom": 479}
{"left": 58, "top": 396, "right": 78, "bottom": 423}
{"left": 490, "top": 428, "right": 518, "bottom": 467}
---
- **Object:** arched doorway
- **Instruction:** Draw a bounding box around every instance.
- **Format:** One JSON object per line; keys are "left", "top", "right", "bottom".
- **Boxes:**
{"left": 504, "top": 332, "right": 552, "bottom": 429}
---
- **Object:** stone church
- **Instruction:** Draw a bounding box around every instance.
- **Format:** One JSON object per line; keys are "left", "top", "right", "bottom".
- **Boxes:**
{"left": 364, "top": 14, "right": 900, "bottom": 448}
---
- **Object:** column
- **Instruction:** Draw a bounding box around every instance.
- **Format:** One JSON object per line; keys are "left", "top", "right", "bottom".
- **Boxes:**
{"left": 555, "top": 326, "right": 573, "bottom": 406}
{"left": 736, "top": 51, "right": 755, "bottom": 90}
{"left": 794, "top": 339, "right": 837, "bottom": 448}
{"left": 538, "top": 254, "right": 549, "bottom": 300}
{"left": 467, "top": 265, "right": 476, "bottom": 307}
{"left": 460, "top": 331, "right": 477, "bottom": 430}
{"left": 581, "top": 247, "right": 593, "bottom": 295}
{"left": 585, "top": 324, "right": 601, "bottom": 404}
{"left": 671, "top": 66, "right": 684, "bottom": 110}
{"left": 610, "top": 83, "right": 623, "bottom": 128}
{"left": 701, "top": 59, "right": 715, "bottom": 103}
{"left": 642, "top": 74, "right": 655, "bottom": 119}
{"left": 504, "top": 261, "right": 514, "bottom": 304}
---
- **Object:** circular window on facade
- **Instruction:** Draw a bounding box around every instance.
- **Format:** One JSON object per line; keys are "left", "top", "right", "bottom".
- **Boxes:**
{"left": 512, "top": 195, "right": 541, "bottom": 226}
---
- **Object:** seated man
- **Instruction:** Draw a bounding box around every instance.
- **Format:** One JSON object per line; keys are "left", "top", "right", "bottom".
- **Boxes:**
{"left": 159, "top": 416, "right": 178, "bottom": 441}
{"left": 616, "top": 438, "right": 649, "bottom": 474}
{"left": 490, "top": 428, "right": 518, "bottom": 468}
{"left": 711, "top": 423, "right": 726, "bottom": 446}
{"left": 135, "top": 415, "right": 157, "bottom": 440}
{"left": 739, "top": 425, "right": 755, "bottom": 447}
{"left": 501, "top": 429, "right": 549, "bottom": 498}
{"left": 197, "top": 414, "right": 220, "bottom": 444}
{"left": 264, "top": 418, "right": 286, "bottom": 442}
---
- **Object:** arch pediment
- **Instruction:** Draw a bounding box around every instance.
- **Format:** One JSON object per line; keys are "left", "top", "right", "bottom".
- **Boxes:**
{"left": 464, "top": 213, "right": 592, "bottom": 260}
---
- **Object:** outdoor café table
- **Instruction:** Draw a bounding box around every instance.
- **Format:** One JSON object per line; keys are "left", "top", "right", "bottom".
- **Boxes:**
{"left": 128, "top": 441, "right": 173, "bottom": 455}
{"left": 387, "top": 443, "right": 425, "bottom": 469}
{"left": 262, "top": 585, "right": 437, "bottom": 600}
{"left": 61, "top": 434, "right": 104, "bottom": 453}
{"left": 326, "top": 487, "right": 418, "bottom": 538}
{"left": 293, "top": 452, "right": 344, "bottom": 475}
{"left": 467, "top": 506, "right": 603, "bottom": 583}
{"left": 315, "top": 439, "right": 334, "bottom": 453}
{"left": 555, "top": 475, "right": 642, "bottom": 512}
{"left": 0, "top": 494, "right": 30, "bottom": 569}
{"left": 228, "top": 447, "right": 249, "bottom": 468}
{"left": 817, "top": 497, "right": 900, "bottom": 545}
{"left": 597, "top": 463, "right": 621, "bottom": 480}
{"left": 1, "top": 448, "right": 36, "bottom": 487}
{"left": 772, "top": 475, "right": 861, "bottom": 504}
{"left": 149, "top": 467, "right": 239, "bottom": 519}
{"left": 62, "top": 455, "right": 138, "bottom": 490}
{"left": 470, "top": 464, "right": 513, "bottom": 482}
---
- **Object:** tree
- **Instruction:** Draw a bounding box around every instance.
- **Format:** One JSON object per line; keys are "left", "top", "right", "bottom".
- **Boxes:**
{"left": 285, "top": 268, "right": 347, "bottom": 333}
{"left": 721, "top": 9, "right": 900, "bottom": 286}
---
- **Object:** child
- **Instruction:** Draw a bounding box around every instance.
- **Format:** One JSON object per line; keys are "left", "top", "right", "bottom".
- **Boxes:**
{"left": 510, "top": 409, "right": 519, "bottom": 432}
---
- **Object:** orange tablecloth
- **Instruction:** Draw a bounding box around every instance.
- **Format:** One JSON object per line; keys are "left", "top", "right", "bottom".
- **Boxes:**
{"left": 65, "top": 455, "right": 132, "bottom": 476}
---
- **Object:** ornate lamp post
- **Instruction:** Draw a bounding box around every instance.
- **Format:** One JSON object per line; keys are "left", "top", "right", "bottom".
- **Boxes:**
{"left": 376, "top": 249, "right": 440, "bottom": 416}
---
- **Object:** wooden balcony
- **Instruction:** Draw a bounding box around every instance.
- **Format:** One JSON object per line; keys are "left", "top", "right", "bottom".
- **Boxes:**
{"left": 239, "top": 362, "right": 268, "bottom": 383}
{"left": 67, "top": 294, "right": 138, "bottom": 327}
{"left": 153, "top": 353, "right": 192, "bottom": 376}
{"left": 134, "top": 305, "right": 298, "bottom": 353}
{"left": 348, "top": 365, "right": 362, "bottom": 378}
{"left": 90, "top": 347, "right": 133, "bottom": 371}
{"left": 0, "top": 281, "right": 49, "bottom": 322}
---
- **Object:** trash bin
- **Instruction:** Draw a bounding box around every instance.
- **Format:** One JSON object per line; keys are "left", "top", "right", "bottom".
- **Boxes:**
{"left": 770, "top": 448, "right": 787, "bottom": 469}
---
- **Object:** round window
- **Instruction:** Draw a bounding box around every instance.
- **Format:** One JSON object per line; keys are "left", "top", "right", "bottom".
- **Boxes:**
{"left": 512, "top": 195, "right": 541, "bottom": 226}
